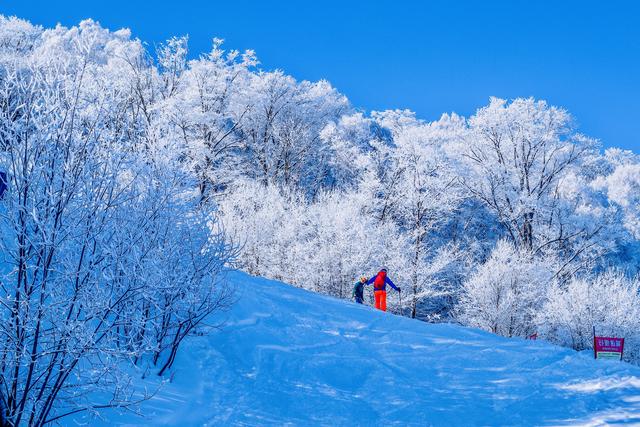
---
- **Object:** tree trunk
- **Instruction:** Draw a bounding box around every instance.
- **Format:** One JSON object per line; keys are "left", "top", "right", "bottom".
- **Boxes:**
{"left": 522, "top": 211, "right": 534, "bottom": 250}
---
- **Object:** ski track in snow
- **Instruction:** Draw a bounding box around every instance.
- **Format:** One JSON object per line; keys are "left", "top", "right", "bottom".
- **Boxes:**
{"left": 75, "top": 271, "right": 640, "bottom": 426}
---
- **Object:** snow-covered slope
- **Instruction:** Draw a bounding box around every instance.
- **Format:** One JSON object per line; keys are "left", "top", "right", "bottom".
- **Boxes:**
{"left": 85, "top": 271, "right": 640, "bottom": 426}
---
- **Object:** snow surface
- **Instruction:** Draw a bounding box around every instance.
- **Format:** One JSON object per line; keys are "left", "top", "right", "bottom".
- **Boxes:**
{"left": 80, "top": 271, "right": 640, "bottom": 426}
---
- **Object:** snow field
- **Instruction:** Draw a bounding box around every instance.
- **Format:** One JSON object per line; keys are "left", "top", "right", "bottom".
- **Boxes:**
{"left": 82, "top": 271, "right": 640, "bottom": 426}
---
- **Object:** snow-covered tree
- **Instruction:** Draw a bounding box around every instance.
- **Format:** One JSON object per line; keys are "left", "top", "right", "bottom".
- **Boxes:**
{"left": 460, "top": 98, "right": 597, "bottom": 252}
{"left": 164, "top": 38, "right": 257, "bottom": 201}
{"left": 237, "top": 72, "right": 348, "bottom": 196}
{"left": 537, "top": 271, "right": 640, "bottom": 361}
{"left": 457, "top": 240, "right": 556, "bottom": 337}
{"left": 385, "top": 119, "right": 464, "bottom": 318}
{"left": 595, "top": 162, "right": 640, "bottom": 239}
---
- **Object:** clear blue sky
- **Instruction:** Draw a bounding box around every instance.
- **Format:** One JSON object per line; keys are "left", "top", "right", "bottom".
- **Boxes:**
{"left": 3, "top": 0, "right": 639, "bottom": 152}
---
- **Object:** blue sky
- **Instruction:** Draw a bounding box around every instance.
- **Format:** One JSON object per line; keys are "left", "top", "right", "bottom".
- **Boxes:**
{"left": 3, "top": 0, "right": 639, "bottom": 152}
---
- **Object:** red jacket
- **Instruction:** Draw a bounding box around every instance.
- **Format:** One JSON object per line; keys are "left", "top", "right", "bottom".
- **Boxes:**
{"left": 367, "top": 271, "right": 399, "bottom": 292}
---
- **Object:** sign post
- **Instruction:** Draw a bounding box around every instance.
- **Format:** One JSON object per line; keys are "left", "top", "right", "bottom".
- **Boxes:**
{"left": 593, "top": 327, "right": 624, "bottom": 361}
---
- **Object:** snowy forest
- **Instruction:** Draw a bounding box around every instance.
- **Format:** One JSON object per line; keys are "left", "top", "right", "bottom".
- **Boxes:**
{"left": 0, "top": 15, "right": 639, "bottom": 425}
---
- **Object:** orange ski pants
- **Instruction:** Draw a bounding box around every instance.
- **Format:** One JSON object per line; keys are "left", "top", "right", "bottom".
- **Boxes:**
{"left": 374, "top": 290, "right": 387, "bottom": 311}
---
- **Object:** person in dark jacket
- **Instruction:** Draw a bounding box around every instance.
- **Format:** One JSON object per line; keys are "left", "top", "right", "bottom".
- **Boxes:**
{"left": 353, "top": 276, "right": 367, "bottom": 304}
{"left": 366, "top": 268, "right": 400, "bottom": 311}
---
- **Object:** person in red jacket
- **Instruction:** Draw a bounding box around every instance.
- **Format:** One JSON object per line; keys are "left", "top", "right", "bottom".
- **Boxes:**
{"left": 366, "top": 268, "right": 400, "bottom": 312}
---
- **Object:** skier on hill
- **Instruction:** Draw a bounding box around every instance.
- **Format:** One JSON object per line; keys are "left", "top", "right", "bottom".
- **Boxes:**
{"left": 353, "top": 276, "right": 367, "bottom": 304}
{"left": 366, "top": 268, "right": 400, "bottom": 312}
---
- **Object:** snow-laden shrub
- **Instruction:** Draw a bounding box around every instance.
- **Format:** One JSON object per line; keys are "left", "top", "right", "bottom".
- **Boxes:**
{"left": 537, "top": 271, "right": 640, "bottom": 362}
{"left": 0, "top": 17, "right": 235, "bottom": 426}
{"left": 456, "top": 240, "right": 555, "bottom": 337}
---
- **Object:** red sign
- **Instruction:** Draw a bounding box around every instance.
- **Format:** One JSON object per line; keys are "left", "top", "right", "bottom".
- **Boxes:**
{"left": 594, "top": 336, "right": 624, "bottom": 360}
